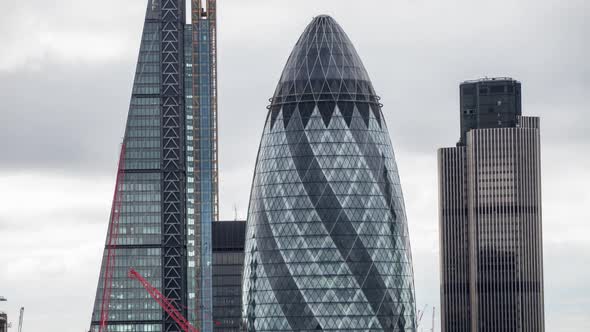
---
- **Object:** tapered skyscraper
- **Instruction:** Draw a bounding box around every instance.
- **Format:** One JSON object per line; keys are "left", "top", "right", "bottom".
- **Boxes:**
{"left": 439, "top": 78, "right": 545, "bottom": 332}
{"left": 89, "top": 1, "right": 218, "bottom": 331}
{"left": 242, "top": 16, "right": 417, "bottom": 331}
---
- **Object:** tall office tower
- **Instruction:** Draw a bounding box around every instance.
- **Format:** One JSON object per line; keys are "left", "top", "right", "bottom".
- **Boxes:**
{"left": 242, "top": 15, "right": 417, "bottom": 331}
{"left": 89, "top": 1, "right": 218, "bottom": 331}
{"left": 212, "top": 221, "right": 246, "bottom": 331}
{"left": 439, "top": 78, "right": 544, "bottom": 332}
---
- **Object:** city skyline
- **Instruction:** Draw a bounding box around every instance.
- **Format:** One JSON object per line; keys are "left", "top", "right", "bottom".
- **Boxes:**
{"left": 0, "top": 0, "right": 589, "bottom": 331}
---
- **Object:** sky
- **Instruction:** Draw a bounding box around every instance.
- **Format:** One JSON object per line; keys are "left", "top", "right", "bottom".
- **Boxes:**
{"left": 0, "top": 0, "right": 589, "bottom": 331}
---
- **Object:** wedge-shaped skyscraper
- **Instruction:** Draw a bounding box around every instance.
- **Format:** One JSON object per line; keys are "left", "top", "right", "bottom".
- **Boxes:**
{"left": 242, "top": 16, "right": 417, "bottom": 331}
{"left": 89, "top": 1, "right": 219, "bottom": 331}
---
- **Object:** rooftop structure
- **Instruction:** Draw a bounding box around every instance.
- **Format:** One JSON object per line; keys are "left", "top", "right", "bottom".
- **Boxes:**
{"left": 459, "top": 77, "right": 522, "bottom": 145}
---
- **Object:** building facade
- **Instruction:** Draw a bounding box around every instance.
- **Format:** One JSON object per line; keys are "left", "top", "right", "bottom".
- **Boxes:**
{"left": 212, "top": 221, "right": 246, "bottom": 332}
{"left": 439, "top": 78, "right": 544, "bottom": 332}
{"left": 242, "top": 15, "right": 417, "bottom": 331}
{"left": 89, "top": 1, "right": 218, "bottom": 331}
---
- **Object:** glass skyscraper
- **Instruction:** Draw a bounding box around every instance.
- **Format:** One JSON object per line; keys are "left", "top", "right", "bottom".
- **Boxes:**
{"left": 89, "top": 1, "right": 218, "bottom": 331}
{"left": 242, "top": 15, "right": 417, "bottom": 331}
{"left": 438, "top": 78, "right": 545, "bottom": 332}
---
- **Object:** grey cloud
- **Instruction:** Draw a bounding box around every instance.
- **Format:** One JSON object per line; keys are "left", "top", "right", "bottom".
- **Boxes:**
{"left": 544, "top": 243, "right": 590, "bottom": 331}
{"left": 0, "top": 61, "right": 133, "bottom": 173}
{"left": 0, "top": 0, "right": 145, "bottom": 69}
{"left": 1, "top": 0, "right": 588, "bottom": 173}
{"left": 1, "top": 208, "right": 109, "bottom": 231}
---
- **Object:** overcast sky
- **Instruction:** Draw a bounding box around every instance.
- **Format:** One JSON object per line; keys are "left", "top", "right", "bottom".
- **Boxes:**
{"left": 0, "top": 0, "right": 589, "bottom": 331}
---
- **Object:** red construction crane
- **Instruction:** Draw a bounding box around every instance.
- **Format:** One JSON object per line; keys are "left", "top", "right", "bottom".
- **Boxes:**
{"left": 417, "top": 304, "right": 427, "bottom": 328}
{"left": 128, "top": 268, "right": 199, "bottom": 332}
{"left": 98, "top": 144, "right": 126, "bottom": 332}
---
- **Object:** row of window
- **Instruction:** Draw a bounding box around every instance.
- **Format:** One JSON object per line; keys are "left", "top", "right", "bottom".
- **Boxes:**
{"left": 121, "top": 182, "right": 160, "bottom": 191}
{"left": 129, "top": 108, "right": 160, "bottom": 117}
{"left": 127, "top": 118, "right": 161, "bottom": 129}
{"left": 120, "top": 204, "right": 161, "bottom": 213}
{"left": 126, "top": 150, "right": 161, "bottom": 159}
{"left": 133, "top": 86, "right": 160, "bottom": 95}
{"left": 131, "top": 97, "right": 160, "bottom": 106}
{"left": 91, "top": 324, "right": 161, "bottom": 332}
{"left": 126, "top": 139, "right": 161, "bottom": 149}
{"left": 127, "top": 128, "right": 161, "bottom": 138}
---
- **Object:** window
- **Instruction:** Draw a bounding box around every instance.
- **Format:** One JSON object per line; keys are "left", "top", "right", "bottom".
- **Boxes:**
{"left": 490, "top": 85, "right": 505, "bottom": 93}
{"left": 462, "top": 87, "right": 475, "bottom": 95}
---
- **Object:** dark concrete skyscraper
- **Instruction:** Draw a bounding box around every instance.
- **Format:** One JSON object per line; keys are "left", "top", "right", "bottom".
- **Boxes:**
{"left": 439, "top": 78, "right": 544, "bottom": 332}
{"left": 89, "top": 1, "right": 218, "bottom": 331}
{"left": 212, "top": 221, "right": 246, "bottom": 332}
{"left": 242, "top": 15, "right": 417, "bottom": 331}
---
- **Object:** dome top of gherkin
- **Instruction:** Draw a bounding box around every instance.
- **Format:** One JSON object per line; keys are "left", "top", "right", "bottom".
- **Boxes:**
{"left": 272, "top": 15, "right": 377, "bottom": 102}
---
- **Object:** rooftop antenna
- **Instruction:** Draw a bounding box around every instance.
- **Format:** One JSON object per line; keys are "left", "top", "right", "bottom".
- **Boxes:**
{"left": 233, "top": 203, "right": 238, "bottom": 221}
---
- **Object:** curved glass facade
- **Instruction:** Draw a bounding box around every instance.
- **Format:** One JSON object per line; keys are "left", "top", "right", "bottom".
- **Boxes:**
{"left": 242, "top": 15, "right": 417, "bottom": 331}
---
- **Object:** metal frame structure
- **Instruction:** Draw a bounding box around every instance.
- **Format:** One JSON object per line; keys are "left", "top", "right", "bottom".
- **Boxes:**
{"left": 191, "top": 1, "right": 218, "bottom": 331}
{"left": 160, "top": 1, "right": 188, "bottom": 331}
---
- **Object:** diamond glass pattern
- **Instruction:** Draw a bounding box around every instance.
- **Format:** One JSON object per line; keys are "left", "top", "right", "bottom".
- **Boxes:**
{"left": 242, "top": 15, "right": 417, "bottom": 331}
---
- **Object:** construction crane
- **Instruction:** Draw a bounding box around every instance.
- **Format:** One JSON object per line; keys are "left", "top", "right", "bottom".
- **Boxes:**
{"left": 416, "top": 304, "right": 427, "bottom": 329}
{"left": 98, "top": 144, "right": 126, "bottom": 332}
{"left": 17, "top": 307, "right": 24, "bottom": 332}
{"left": 431, "top": 306, "right": 436, "bottom": 332}
{"left": 128, "top": 268, "right": 199, "bottom": 332}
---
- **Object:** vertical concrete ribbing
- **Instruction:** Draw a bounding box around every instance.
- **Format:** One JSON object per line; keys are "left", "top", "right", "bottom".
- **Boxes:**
{"left": 439, "top": 147, "right": 470, "bottom": 332}
{"left": 463, "top": 118, "right": 543, "bottom": 332}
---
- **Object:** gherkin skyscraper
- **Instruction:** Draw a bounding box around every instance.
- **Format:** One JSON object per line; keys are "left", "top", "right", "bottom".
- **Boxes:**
{"left": 242, "top": 15, "right": 417, "bottom": 331}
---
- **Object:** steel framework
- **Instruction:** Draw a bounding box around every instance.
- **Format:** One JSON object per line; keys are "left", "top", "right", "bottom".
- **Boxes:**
{"left": 160, "top": 1, "right": 187, "bottom": 332}
{"left": 191, "top": 1, "right": 218, "bottom": 331}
